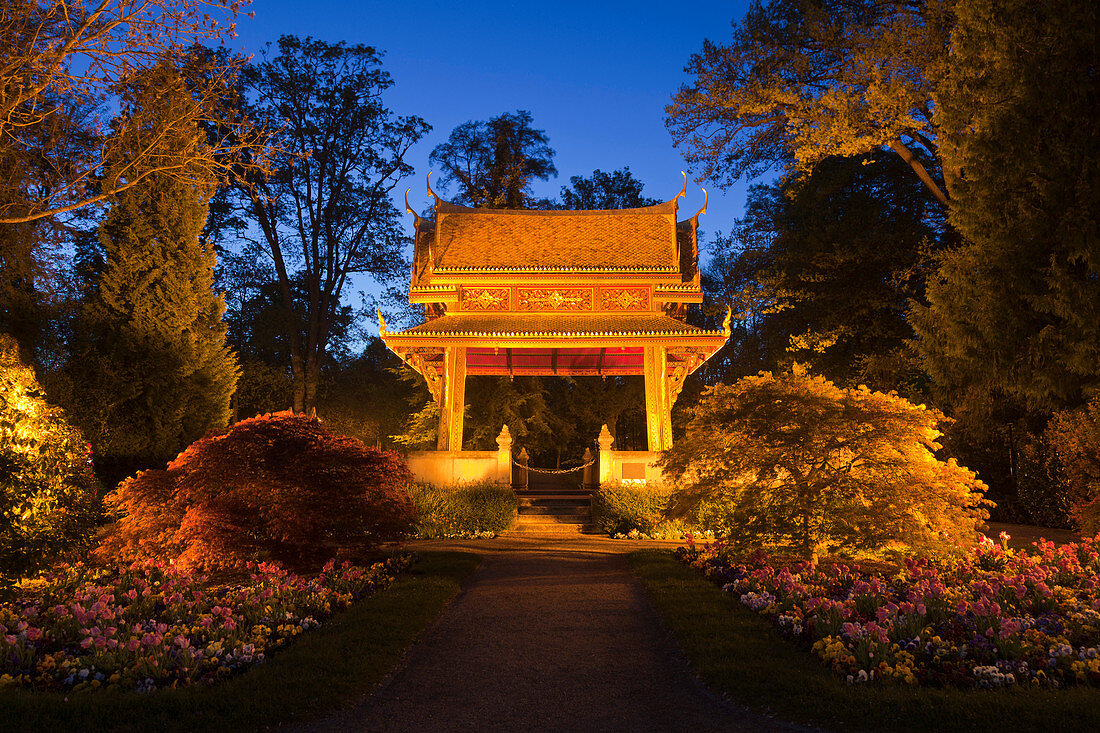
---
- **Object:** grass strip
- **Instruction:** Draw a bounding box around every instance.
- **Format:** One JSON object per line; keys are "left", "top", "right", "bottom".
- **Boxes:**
{"left": 630, "top": 548, "right": 1100, "bottom": 732}
{"left": 0, "top": 551, "right": 481, "bottom": 732}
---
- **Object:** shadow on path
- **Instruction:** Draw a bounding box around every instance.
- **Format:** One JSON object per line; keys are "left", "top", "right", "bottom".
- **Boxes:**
{"left": 301, "top": 536, "right": 798, "bottom": 732}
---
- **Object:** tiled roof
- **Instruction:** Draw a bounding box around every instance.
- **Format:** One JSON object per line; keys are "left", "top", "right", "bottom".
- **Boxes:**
{"left": 431, "top": 205, "right": 679, "bottom": 271}
{"left": 384, "top": 312, "right": 725, "bottom": 339}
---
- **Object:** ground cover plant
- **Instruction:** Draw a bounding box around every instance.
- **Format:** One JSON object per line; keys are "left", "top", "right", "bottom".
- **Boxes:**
{"left": 677, "top": 532, "right": 1100, "bottom": 689}
{"left": 0, "top": 553, "right": 413, "bottom": 692}
{"left": 0, "top": 552, "right": 479, "bottom": 732}
{"left": 632, "top": 549, "right": 1100, "bottom": 731}
{"left": 406, "top": 481, "right": 516, "bottom": 538}
{"left": 99, "top": 412, "right": 415, "bottom": 569}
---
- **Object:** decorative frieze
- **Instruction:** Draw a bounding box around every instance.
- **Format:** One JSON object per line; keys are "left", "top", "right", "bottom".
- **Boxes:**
{"left": 516, "top": 288, "right": 592, "bottom": 311}
{"left": 600, "top": 287, "right": 650, "bottom": 311}
{"left": 461, "top": 287, "right": 510, "bottom": 311}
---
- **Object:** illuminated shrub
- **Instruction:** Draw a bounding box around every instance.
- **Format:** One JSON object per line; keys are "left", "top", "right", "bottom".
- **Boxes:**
{"left": 660, "top": 367, "right": 991, "bottom": 561}
{"left": 406, "top": 481, "right": 516, "bottom": 538}
{"left": 0, "top": 334, "right": 101, "bottom": 582}
{"left": 99, "top": 412, "right": 415, "bottom": 569}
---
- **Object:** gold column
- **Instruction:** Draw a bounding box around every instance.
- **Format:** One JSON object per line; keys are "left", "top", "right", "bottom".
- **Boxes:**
{"left": 643, "top": 346, "right": 671, "bottom": 451}
{"left": 439, "top": 345, "right": 467, "bottom": 452}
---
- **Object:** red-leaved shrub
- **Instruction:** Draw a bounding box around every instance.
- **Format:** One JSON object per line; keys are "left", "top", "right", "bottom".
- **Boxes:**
{"left": 98, "top": 412, "right": 415, "bottom": 569}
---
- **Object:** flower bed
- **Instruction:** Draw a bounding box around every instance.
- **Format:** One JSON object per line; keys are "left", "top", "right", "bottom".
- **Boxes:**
{"left": 0, "top": 554, "right": 413, "bottom": 692}
{"left": 677, "top": 533, "right": 1100, "bottom": 688}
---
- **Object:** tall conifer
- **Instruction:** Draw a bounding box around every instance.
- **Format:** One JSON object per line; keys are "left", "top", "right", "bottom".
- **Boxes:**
{"left": 68, "top": 62, "right": 238, "bottom": 481}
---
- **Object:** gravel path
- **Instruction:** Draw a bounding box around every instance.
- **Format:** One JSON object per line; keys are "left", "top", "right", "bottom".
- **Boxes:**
{"left": 302, "top": 536, "right": 795, "bottom": 732}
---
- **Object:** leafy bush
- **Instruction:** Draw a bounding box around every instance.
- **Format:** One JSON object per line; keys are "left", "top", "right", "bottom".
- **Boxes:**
{"left": 99, "top": 412, "right": 415, "bottom": 570}
{"left": 591, "top": 482, "right": 726, "bottom": 539}
{"left": 0, "top": 334, "right": 101, "bottom": 583}
{"left": 1048, "top": 399, "right": 1100, "bottom": 533}
{"left": 660, "top": 367, "right": 991, "bottom": 561}
{"left": 405, "top": 481, "right": 516, "bottom": 538}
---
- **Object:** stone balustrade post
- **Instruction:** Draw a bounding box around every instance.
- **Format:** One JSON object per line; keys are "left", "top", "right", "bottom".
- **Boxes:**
{"left": 597, "top": 424, "right": 614, "bottom": 485}
{"left": 582, "top": 447, "right": 596, "bottom": 491}
{"left": 514, "top": 447, "right": 529, "bottom": 491}
{"left": 495, "top": 424, "right": 513, "bottom": 485}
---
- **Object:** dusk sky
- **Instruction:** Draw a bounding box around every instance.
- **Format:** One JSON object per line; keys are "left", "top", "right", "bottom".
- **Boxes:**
{"left": 229, "top": 0, "right": 757, "bottom": 253}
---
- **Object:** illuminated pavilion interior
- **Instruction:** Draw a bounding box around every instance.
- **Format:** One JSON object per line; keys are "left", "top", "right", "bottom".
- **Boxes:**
{"left": 381, "top": 174, "right": 729, "bottom": 481}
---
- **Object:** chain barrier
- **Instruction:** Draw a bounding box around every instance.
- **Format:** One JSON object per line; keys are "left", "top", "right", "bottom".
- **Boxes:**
{"left": 512, "top": 457, "right": 596, "bottom": 475}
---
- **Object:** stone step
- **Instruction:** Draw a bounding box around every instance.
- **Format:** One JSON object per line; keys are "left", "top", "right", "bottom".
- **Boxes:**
{"left": 507, "top": 517, "right": 597, "bottom": 534}
{"left": 518, "top": 505, "right": 590, "bottom": 516}
{"left": 518, "top": 495, "right": 592, "bottom": 504}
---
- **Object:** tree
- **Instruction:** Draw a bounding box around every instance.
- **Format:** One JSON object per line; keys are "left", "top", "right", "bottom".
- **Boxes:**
{"left": 98, "top": 412, "right": 415, "bottom": 570}
{"left": 911, "top": 0, "right": 1100, "bottom": 413}
{"left": 429, "top": 110, "right": 556, "bottom": 208}
{"left": 553, "top": 167, "right": 658, "bottom": 210}
{"left": 666, "top": 0, "right": 951, "bottom": 205}
{"left": 0, "top": 333, "right": 100, "bottom": 583}
{"left": 660, "top": 367, "right": 990, "bottom": 561}
{"left": 706, "top": 151, "right": 941, "bottom": 391}
{"left": 0, "top": 0, "right": 261, "bottom": 224}
{"left": 236, "top": 36, "right": 428, "bottom": 413}
{"left": 64, "top": 62, "right": 238, "bottom": 483}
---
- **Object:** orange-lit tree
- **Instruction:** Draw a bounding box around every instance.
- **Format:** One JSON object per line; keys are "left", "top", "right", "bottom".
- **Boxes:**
{"left": 99, "top": 412, "right": 415, "bottom": 570}
{"left": 660, "top": 367, "right": 990, "bottom": 561}
{"left": 1, "top": 0, "right": 260, "bottom": 224}
{"left": 0, "top": 334, "right": 100, "bottom": 582}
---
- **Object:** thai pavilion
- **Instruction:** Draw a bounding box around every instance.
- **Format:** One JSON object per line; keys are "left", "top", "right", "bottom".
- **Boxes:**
{"left": 380, "top": 174, "right": 729, "bottom": 485}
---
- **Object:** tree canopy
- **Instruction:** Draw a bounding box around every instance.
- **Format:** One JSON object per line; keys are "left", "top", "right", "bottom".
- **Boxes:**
{"left": 708, "top": 151, "right": 941, "bottom": 391}
{"left": 912, "top": 0, "right": 1100, "bottom": 413}
{"left": 553, "top": 167, "right": 658, "bottom": 210}
{"left": 429, "top": 110, "right": 556, "bottom": 209}
{"left": 1, "top": 0, "right": 262, "bottom": 224}
{"left": 666, "top": 0, "right": 951, "bottom": 205}
{"left": 233, "top": 36, "right": 428, "bottom": 413}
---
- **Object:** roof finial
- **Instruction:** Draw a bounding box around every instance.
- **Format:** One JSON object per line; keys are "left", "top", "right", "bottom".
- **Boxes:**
{"left": 721, "top": 305, "right": 732, "bottom": 338}
{"left": 690, "top": 187, "right": 708, "bottom": 220}
{"left": 675, "top": 171, "right": 688, "bottom": 202}
{"left": 426, "top": 171, "right": 442, "bottom": 203}
{"left": 404, "top": 188, "right": 421, "bottom": 226}
{"left": 377, "top": 308, "right": 388, "bottom": 337}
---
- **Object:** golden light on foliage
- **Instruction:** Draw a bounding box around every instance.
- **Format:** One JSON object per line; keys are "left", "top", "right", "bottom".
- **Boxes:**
{"left": 660, "top": 366, "right": 991, "bottom": 562}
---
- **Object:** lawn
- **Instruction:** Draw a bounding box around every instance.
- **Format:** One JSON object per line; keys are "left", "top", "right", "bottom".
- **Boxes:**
{"left": 631, "top": 549, "right": 1100, "bottom": 731}
{"left": 0, "top": 552, "right": 480, "bottom": 732}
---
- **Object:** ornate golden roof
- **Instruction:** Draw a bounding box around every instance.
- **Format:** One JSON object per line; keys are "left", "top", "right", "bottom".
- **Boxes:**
{"left": 383, "top": 312, "right": 726, "bottom": 339}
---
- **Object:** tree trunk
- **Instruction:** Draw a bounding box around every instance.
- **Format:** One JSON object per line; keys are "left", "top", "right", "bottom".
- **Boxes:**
{"left": 889, "top": 139, "right": 949, "bottom": 207}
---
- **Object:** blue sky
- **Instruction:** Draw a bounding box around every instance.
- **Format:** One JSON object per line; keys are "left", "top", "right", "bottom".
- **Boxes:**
{"left": 230, "top": 0, "right": 757, "bottom": 236}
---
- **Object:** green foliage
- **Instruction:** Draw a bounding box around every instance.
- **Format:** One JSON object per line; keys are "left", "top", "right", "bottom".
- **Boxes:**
{"left": 706, "top": 151, "right": 941, "bottom": 391}
{"left": 590, "top": 483, "right": 688, "bottom": 539}
{"left": 0, "top": 334, "right": 100, "bottom": 582}
{"left": 660, "top": 367, "right": 990, "bottom": 561}
{"left": 237, "top": 36, "right": 429, "bottom": 413}
{"left": 552, "top": 167, "right": 658, "bottom": 210}
{"left": 63, "top": 63, "right": 238, "bottom": 482}
{"left": 405, "top": 481, "right": 517, "bottom": 538}
{"left": 666, "top": 0, "right": 951, "bottom": 204}
{"left": 98, "top": 413, "right": 415, "bottom": 570}
{"left": 1048, "top": 399, "right": 1100, "bottom": 534}
{"left": 914, "top": 0, "right": 1100, "bottom": 413}
{"left": 429, "top": 110, "right": 556, "bottom": 209}
{"left": 318, "top": 338, "right": 432, "bottom": 450}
